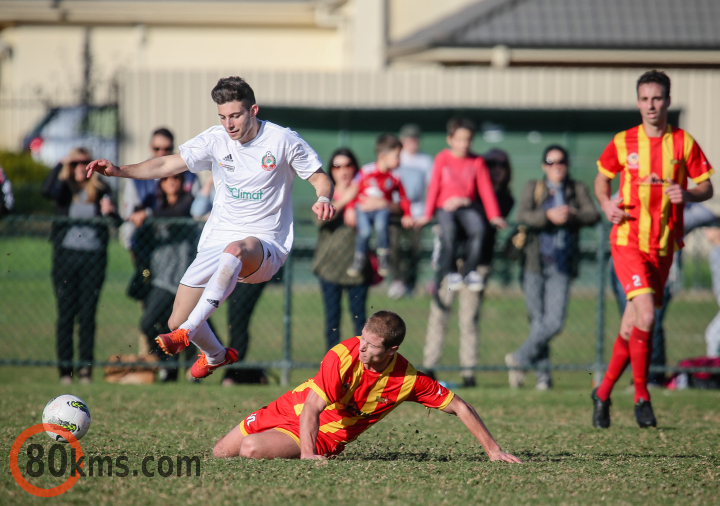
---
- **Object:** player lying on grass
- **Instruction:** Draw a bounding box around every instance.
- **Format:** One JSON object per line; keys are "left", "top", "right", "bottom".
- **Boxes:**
{"left": 213, "top": 311, "right": 522, "bottom": 463}
{"left": 86, "top": 76, "right": 335, "bottom": 380}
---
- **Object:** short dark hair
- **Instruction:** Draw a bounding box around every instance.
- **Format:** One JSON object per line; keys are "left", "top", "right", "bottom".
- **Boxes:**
{"left": 637, "top": 70, "right": 671, "bottom": 99}
{"left": 375, "top": 133, "right": 402, "bottom": 156}
{"left": 447, "top": 117, "right": 476, "bottom": 137}
{"left": 211, "top": 76, "right": 256, "bottom": 106}
{"left": 364, "top": 311, "right": 406, "bottom": 348}
{"left": 326, "top": 147, "right": 360, "bottom": 184}
{"left": 151, "top": 127, "right": 174, "bottom": 145}
{"left": 542, "top": 144, "right": 569, "bottom": 165}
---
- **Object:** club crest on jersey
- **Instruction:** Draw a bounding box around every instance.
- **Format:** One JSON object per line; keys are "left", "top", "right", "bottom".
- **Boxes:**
{"left": 261, "top": 151, "right": 277, "bottom": 171}
{"left": 627, "top": 152, "right": 640, "bottom": 169}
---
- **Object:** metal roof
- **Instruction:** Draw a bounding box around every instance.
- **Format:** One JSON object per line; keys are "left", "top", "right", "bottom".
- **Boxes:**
{"left": 393, "top": 0, "right": 720, "bottom": 53}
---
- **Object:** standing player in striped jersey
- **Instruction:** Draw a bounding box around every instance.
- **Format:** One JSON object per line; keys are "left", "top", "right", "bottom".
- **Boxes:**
{"left": 592, "top": 70, "right": 714, "bottom": 428}
{"left": 213, "top": 311, "right": 522, "bottom": 463}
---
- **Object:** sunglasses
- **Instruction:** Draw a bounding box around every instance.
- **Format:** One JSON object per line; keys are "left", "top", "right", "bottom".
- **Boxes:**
{"left": 544, "top": 158, "right": 568, "bottom": 166}
{"left": 152, "top": 146, "right": 173, "bottom": 152}
{"left": 69, "top": 160, "right": 90, "bottom": 168}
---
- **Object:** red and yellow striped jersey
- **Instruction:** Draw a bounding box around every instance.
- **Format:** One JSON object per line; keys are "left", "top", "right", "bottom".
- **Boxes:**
{"left": 273, "top": 337, "right": 454, "bottom": 446}
{"left": 597, "top": 125, "right": 713, "bottom": 255}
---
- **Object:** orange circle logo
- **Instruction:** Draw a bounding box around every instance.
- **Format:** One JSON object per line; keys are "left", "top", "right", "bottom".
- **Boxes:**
{"left": 9, "top": 423, "right": 83, "bottom": 497}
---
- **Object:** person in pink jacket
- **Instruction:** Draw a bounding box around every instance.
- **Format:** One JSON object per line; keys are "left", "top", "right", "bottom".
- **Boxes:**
{"left": 416, "top": 118, "right": 506, "bottom": 291}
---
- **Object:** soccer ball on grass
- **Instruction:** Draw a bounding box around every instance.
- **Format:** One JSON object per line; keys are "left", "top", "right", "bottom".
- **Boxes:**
{"left": 42, "top": 394, "right": 91, "bottom": 442}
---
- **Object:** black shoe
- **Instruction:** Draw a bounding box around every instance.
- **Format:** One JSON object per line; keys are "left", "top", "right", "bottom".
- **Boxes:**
{"left": 462, "top": 376, "right": 476, "bottom": 388}
{"left": 425, "top": 370, "right": 436, "bottom": 381}
{"left": 634, "top": 398, "right": 657, "bottom": 428}
{"left": 591, "top": 388, "right": 611, "bottom": 429}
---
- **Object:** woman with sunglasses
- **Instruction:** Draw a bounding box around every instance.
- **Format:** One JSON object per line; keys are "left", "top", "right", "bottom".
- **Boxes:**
{"left": 312, "top": 148, "right": 372, "bottom": 350}
{"left": 505, "top": 145, "right": 599, "bottom": 390}
{"left": 133, "top": 173, "right": 199, "bottom": 382}
{"left": 42, "top": 147, "right": 121, "bottom": 384}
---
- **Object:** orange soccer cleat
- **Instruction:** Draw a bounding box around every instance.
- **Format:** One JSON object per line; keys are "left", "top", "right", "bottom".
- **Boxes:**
{"left": 190, "top": 348, "right": 239, "bottom": 379}
{"left": 155, "top": 328, "right": 190, "bottom": 356}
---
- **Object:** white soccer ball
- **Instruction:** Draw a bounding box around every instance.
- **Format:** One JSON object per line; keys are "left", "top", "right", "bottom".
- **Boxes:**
{"left": 42, "top": 395, "right": 91, "bottom": 443}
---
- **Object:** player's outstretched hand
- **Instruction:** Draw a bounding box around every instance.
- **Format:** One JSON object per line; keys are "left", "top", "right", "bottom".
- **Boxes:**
{"left": 664, "top": 178, "right": 686, "bottom": 204}
{"left": 601, "top": 196, "right": 631, "bottom": 224}
{"left": 313, "top": 201, "right": 336, "bottom": 221}
{"left": 86, "top": 159, "right": 120, "bottom": 178}
{"left": 300, "top": 452, "right": 327, "bottom": 460}
{"left": 487, "top": 449, "right": 523, "bottom": 463}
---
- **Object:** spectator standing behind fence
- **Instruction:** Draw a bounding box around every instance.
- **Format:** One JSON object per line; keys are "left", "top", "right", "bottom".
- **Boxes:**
{"left": 344, "top": 134, "right": 414, "bottom": 278}
{"left": 135, "top": 173, "right": 197, "bottom": 382}
{"left": 505, "top": 145, "right": 599, "bottom": 391}
{"left": 0, "top": 166, "right": 14, "bottom": 217}
{"left": 120, "top": 128, "right": 175, "bottom": 250}
{"left": 313, "top": 148, "right": 372, "bottom": 350}
{"left": 422, "top": 149, "right": 515, "bottom": 388}
{"left": 191, "top": 175, "right": 270, "bottom": 386}
{"left": 706, "top": 227, "right": 720, "bottom": 358}
{"left": 387, "top": 124, "right": 434, "bottom": 299}
{"left": 415, "top": 118, "right": 506, "bottom": 292}
{"left": 41, "top": 147, "right": 121, "bottom": 384}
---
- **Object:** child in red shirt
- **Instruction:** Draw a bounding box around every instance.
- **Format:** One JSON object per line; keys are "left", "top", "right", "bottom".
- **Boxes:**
{"left": 416, "top": 118, "right": 506, "bottom": 291}
{"left": 343, "top": 134, "right": 413, "bottom": 277}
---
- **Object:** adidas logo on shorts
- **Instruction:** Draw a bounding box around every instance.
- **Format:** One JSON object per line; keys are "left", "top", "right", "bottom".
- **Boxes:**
{"left": 222, "top": 154, "right": 233, "bottom": 162}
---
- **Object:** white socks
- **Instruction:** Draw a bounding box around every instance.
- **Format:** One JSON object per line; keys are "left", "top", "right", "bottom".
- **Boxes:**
{"left": 189, "top": 322, "right": 226, "bottom": 364}
{"left": 180, "top": 252, "right": 242, "bottom": 364}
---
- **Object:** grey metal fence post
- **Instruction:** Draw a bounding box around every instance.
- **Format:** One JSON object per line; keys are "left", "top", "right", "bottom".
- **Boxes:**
{"left": 595, "top": 222, "right": 608, "bottom": 386}
{"left": 281, "top": 251, "right": 293, "bottom": 386}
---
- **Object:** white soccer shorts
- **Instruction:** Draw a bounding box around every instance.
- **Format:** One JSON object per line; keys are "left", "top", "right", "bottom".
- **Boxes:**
{"left": 179, "top": 236, "right": 284, "bottom": 288}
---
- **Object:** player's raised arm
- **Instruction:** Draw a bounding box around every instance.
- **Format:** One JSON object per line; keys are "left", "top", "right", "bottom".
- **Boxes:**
{"left": 441, "top": 395, "right": 522, "bottom": 463}
{"left": 298, "top": 389, "right": 327, "bottom": 459}
{"left": 308, "top": 168, "right": 336, "bottom": 221}
{"left": 86, "top": 153, "right": 189, "bottom": 181}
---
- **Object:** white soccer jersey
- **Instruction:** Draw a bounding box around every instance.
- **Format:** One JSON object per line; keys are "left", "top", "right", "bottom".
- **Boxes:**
{"left": 179, "top": 121, "right": 322, "bottom": 260}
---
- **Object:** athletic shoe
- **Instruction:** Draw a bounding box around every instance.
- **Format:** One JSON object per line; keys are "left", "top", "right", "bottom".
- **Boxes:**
{"left": 190, "top": 348, "right": 239, "bottom": 379}
{"left": 536, "top": 379, "right": 552, "bottom": 391}
{"left": 591, "top": 387, "right": 611, "bottom": 429}
{"left": 387, "top": 280, "right": 408, "bottom": 300}
{"left": 464, "top": 271, "right": 485, "bottom": 292}
{"left": 505, "top": 353, "right": 525, "bottom": 388}
{"left": 155, "top": 328, "right": 190, "bottom": 356}
{"left": 447, "top": 273, "right": 464, "bottom": 291}
{"left": 78, "top": 367, "right": 92, "bottom": 385}
{"left": 377, "top": 254, "right": 390, "bottom": 277}
{"left": 346, "top": 252, "right": 366, "bottom": 277}
{"left": 462, "top": 376, "right": 477, "bottom": 388}
{"left": 634, "top": 398, "right": 657, "bottom": 428}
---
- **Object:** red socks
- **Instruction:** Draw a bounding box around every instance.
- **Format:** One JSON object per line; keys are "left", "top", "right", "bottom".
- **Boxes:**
{"left": 596, "top": 334, "right": 630, "bottom": 401}
{"left": 629, "top": 327, "right": 652, "bottom": 403}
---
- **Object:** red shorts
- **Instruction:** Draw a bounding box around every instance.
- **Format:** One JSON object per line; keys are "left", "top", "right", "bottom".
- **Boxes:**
{"left": 238, "top": 400, "right": 345, "bottom": 457}
{"left": 612, "top": 244, "right": 673, "bottom": 308}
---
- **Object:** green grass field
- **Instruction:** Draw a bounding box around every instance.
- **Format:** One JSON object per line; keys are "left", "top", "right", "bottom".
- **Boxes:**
{"left": 1, "top": 367, "right": 719, "bottom": 505}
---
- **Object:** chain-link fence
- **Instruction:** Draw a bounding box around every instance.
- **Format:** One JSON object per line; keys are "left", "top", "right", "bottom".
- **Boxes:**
{"left": 1, "top": 215, "right": 719, "bottom": 385}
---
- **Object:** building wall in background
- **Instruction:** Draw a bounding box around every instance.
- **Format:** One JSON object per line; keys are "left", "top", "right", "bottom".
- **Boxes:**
{"left": 119, "top": 67, "right": 720, "bottom": 185}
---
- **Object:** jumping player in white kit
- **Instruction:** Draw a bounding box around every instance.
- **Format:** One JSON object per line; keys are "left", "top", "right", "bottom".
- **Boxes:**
{"left": 87, "top": 76, "right": 336, "bottom": 378}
